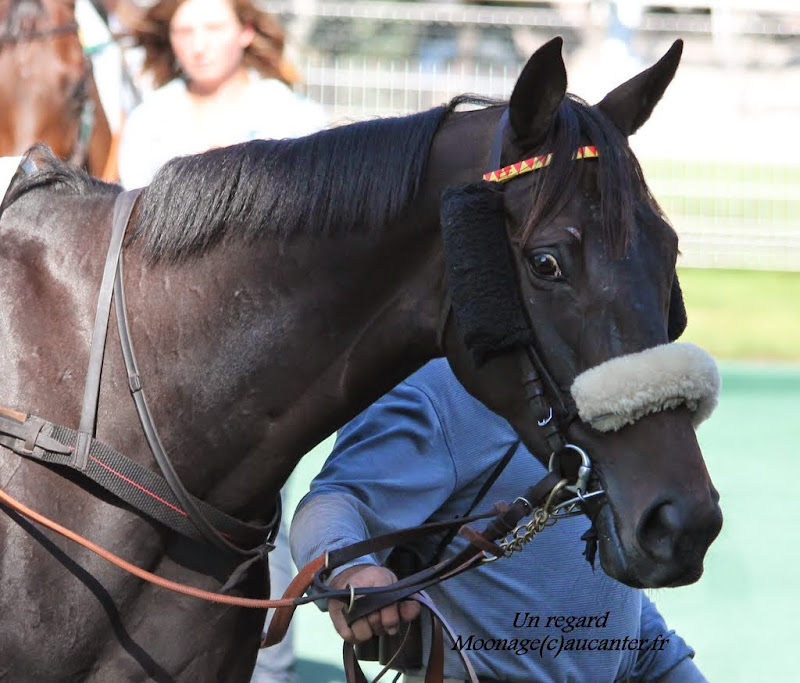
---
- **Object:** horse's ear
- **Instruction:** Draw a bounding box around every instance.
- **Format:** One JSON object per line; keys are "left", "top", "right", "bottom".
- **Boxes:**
{"left": 595, "top": 39, "right": 683, "bottom": 137}
{"left": 508, "top": 37, "right": 567, "bottom": 146}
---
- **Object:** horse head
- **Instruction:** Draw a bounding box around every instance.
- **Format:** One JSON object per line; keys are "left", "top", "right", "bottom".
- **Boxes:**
{"left": 0, "top": 0, "right": 111, "bottom": 174}
{"left": 443, "top": 38, "right": 721, "bottom": 588}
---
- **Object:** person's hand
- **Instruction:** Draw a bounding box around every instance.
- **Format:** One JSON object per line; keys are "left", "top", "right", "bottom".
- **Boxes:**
{"left": 327, "top": 564, "right": 421, "bottom": 643}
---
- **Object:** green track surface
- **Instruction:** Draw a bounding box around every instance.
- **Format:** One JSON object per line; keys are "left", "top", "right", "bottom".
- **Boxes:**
{"left": 677, "top": 268, "right": 800, "bottom": 361}
{"left": 283, "top": 363, "right": 800, "bottom": 682}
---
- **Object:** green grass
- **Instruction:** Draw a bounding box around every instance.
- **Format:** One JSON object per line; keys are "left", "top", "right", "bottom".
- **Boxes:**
{"left": 678, "top": 268, "right": 800, "bottom": 361}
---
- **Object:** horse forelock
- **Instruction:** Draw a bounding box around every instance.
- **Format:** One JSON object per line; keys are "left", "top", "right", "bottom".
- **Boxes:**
{"left": 131, "top": 101, "right": 470, "bottom": 264}
{"left": 521, "top": 94, "right": 663, "bottom": 258}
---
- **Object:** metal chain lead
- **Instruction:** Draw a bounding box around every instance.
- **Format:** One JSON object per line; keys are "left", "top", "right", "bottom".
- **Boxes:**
{"left": 499, "top": 505, "right": 553, "bottom": 557}
{"left": 485, "top": 479, "right": 570, "bottom": 561}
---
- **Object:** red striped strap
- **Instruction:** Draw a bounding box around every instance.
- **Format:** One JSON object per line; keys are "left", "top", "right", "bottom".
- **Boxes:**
{"left": 482, "top": 145, "right": 598, "bottom": 183}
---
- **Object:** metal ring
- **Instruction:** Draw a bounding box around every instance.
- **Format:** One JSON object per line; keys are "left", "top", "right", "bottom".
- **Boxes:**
{"left": 548, "top": 443, "right": 592, "bottom": 496}
{"left": 513, "top": 496, "right": 533, "bottom": 513}
{"left": 544, "top": 479, "right": 569, "bottom": 512}
{"left": 344, "top": 583, "right": 356, "bottom": 614}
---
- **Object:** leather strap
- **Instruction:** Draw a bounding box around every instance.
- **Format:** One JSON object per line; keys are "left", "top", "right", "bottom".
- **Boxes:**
{"left": 418, "top": 592, "right": 477, "bottom": 683}
{"left": 0, "top": 414, "right": 71, "bottom": 455}
{"left": 340, "top": 591, "right": 478, "bottom": 683}
{"left": 488, "top": 109, "right": 509, "bottom": 170}
{"left": 74, "top": 189, "right": 139, "bottom": 469}
{"left": 260, "top": 473, "right": 559, "bottom": 647}
{"left": 342, "top": 471, "right": 563, "bottom": 623}
{"left": 261, "top": 554, "right": 326, "bottom": 647}
{"left": 0, "top": 411, "right": 271, "bottom": 549}
{"left": 429, "top": 440, "right": 520, "bottom": 564}
{"left": 113, "top": 249, "right": 272, "bottom": 557}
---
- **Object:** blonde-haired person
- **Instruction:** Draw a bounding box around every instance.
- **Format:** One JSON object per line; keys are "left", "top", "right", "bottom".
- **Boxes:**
{"left": 118, "top": 0, "right": 325, "bottom": 188}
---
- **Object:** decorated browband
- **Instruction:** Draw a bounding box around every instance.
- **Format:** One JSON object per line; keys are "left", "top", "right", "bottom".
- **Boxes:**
{"left": 482, "top": 145, "right": 598, "bottom": 183}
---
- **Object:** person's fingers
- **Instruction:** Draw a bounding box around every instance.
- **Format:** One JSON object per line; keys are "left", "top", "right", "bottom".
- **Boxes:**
{"left": 329, "top": 599, "right": 356, "bottom": 642}
{"left": 350, "top": 615, "right": 377, "bottom": 642}
{"left": 399, "top": 598, "right": 421, "bottom": 622}
{"left": 366, "top": 608, "right": 383, "bottom": 635}
{"left": 325, "top": 564, "right": 421, "bottom": 643}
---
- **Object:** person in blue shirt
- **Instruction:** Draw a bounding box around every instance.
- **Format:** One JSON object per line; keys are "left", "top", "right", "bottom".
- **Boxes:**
{"left": 290, "top": 359, "right": 706, "bottom": 682}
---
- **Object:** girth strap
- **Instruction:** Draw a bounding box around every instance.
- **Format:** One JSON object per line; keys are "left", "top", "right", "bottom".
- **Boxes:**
{"left": 0, "top": 411, "right": 272, "bottom": 549}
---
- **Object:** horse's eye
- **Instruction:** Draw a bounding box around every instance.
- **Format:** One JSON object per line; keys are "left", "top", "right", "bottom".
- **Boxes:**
{"left": 528, "top": 252, "right": 562, "bottom": 280}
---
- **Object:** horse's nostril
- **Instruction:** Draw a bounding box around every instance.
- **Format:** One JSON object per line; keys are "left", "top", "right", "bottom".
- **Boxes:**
{"left": 637, "top": 501, "right": 681, "bottom": 562}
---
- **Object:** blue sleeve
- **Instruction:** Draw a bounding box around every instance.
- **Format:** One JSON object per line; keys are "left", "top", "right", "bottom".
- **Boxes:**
{"left": 289, "top": 379, "right": 457, "bottom": 570}
{"left": 630, "top": 593, "right": 700, "bottom": 681}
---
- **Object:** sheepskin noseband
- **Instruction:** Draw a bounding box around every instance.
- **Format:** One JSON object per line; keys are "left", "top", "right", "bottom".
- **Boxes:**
{"left": 570, "top": 343, "right": 720, "bottom": 432}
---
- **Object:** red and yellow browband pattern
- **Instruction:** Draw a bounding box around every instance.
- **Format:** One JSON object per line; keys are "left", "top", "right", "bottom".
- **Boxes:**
{"left": 482, "top": 145, "right": 598, "bottom": 183}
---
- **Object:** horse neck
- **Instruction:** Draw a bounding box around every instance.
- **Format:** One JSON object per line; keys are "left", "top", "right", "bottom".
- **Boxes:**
{"left": 255, "top": 107, "right": 502, "bottom": 464}
{"left": 240, "top": 210, "right": 450, "bottom": 482}
{"left": 127, "top": 111, "right": 498, "bottom": 509}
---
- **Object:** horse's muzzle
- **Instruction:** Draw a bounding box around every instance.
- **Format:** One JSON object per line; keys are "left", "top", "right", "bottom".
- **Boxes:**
{"left": 595, "top": 489, "right": 723, "bottom": 588}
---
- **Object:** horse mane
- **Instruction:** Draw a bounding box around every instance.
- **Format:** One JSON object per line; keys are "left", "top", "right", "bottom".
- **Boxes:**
{"left": 0, "top": 144, "right": 116, "bottom": 214}
{"left": 131, "top": 97, "right": 473, "bottom": 263}
{"left": 522, "top": 93, "right": 667, "bottom": 257}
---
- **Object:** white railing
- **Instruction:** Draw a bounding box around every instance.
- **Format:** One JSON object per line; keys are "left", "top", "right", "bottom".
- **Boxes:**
{"left": 293, "top": 52, "right": 800, "bottom": 272}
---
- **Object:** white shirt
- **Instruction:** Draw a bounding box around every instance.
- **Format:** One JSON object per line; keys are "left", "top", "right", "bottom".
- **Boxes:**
{"left": 118, "top": 76, "right": 327, "bottom": 189}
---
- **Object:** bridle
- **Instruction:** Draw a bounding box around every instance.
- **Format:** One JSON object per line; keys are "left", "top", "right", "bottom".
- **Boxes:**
{"left": 0, "top": 16, "right": 95, "bottom": 167}
{"left": 0, "top": 109, "right": 610, "bottom": 683}
{"left": 480, "top": 108, "right": 601, "bottom": 504}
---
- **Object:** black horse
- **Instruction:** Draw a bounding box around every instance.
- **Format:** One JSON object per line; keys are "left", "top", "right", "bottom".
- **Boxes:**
{"left": 0, "top": 38, "right": 721, "bottom": 681}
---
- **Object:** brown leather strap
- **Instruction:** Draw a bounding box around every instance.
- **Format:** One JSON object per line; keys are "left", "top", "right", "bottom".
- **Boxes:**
{"left": 0, "top": 406, "right": 26, "bottom": 422}
{"left": 425, "top": 613, "right": 444, "bottom": 683}
{"left": 337, "top": 471, "right": 563, "bottom": 624}
{"left": 417, "top": 591, "right": 478, "bottom": 683}
{"left": 343, "top": 641, "right": 370, "bottom": 683}
{"left": 261, "top": 554, "right": 326, "bottom": 648}
{"left": 458, "top": 525, "right": 503, "bottom": 558}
